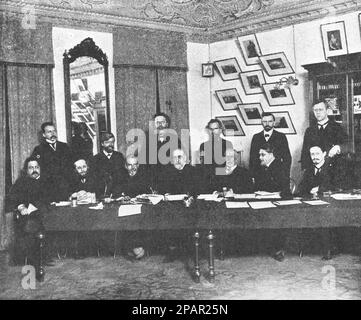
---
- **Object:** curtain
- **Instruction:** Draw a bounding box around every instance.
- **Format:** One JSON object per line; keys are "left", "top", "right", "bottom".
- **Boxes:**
{"left": 7, "top": 65, "right": 54, "bottom": 182}
{"left": 157, "top": 69, "right": 190, "bottom": 152}
{"left": 114, "top": 66, "right": 157, "bottom": 156}
{"left": 0, "top": 65, "right": 6, "bottom": 249}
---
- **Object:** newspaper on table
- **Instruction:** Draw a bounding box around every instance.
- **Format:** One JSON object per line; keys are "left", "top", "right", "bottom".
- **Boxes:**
{"left": 118, "top": 204, "right": 142, "bottom": 217}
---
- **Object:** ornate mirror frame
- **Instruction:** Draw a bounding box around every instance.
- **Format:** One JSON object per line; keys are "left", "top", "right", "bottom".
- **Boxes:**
{"left": 63, "top": 37, "right": 111, "bottom": 144}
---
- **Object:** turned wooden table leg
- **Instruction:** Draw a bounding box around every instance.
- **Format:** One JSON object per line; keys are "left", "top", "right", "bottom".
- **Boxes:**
{"left": 194, "top": 231, "right": 201, "bottom": 283}
{"left": 207, "top": 230, "right": 215, "bottom": 282}
{"left": 37, "top": 232, "right": 45, "bottom": 282}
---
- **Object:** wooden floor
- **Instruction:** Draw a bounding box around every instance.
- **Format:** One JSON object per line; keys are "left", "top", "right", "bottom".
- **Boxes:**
{"left": 1, "top": 251, "right": 361, "bottom": 300}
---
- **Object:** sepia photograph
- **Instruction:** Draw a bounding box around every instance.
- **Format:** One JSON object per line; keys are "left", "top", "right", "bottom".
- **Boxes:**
{"left": 237, "top": 103, "right": 264, "bottom": 125}
{"left": 216, "top": 115, "right": 245, "bottom": 136}
{"left": 272, "top": 111, "right": 296, "bottom": 134}
{"left": 215, "top": 88, "right": 242, "bottom": 110}
{"left": 237, "top": 34, "right": 262, "bottom": 65}
{"left": 263, "top": 83, "right": 295, "bottom": 106}
{"left": 259, "top": 52, "right": 294, "bottom": 76}
{"left": 321, "top": 21, "right": 348, "bottom": 58}
{"left": 214, "top": 58, "right": 242, "bottom": 81}
{"left": 239, "top": 70, "right": 265, "bottom": 95}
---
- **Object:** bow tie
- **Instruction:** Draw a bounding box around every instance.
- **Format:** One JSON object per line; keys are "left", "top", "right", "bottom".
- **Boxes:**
{"left": 264, "top": 134, "right": 270, "bottom": 139}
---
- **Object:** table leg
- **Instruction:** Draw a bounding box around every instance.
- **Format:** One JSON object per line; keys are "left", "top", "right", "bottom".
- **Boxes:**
{"left": 113, "top": 231, "right": 118, "bottom": 258}
{"left": 207, "top": 230, "right": 215, "bottom": 282}
{"left": 37, "top": 232, "right": 45, "bottom": 282}
{"left": 194, "top": 231, "right": 201, "bottom": 283}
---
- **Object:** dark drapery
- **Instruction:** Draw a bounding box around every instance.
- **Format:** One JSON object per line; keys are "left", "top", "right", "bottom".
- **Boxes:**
{"left": 0, "top": 64, "right": 6, "bottom": 249}
{"left": 114, "top": 66, "right": 157, "bottom": 156}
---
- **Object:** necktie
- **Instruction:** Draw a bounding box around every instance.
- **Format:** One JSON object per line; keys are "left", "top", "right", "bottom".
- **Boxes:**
{"left": 81, "top": 178, "right": 86, "bottom": 184}
{"left": 49, "top": 143, "right": 56, "bottom": 151}
{"left": 315, "top": 167, "right": 320, "bottom": 176}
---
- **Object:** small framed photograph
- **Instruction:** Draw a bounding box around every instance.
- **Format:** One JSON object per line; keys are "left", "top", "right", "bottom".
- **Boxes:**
{"left": 237, "top": 103, "right": 264, "bottom": 125}
{"left": 239, "top": 70, "right": 266, "bottom": 95}
{"left": 215, "top": 88, "right": 242, "bottom": 110}
{"left": 237, "top": 34, "right": 262, "bottom": 65}
{"left": 259, "top": 52, "right": 294, "bottom": 76}
{"left": 320, "top": 21, "right": 348, "bottom": 59}
{"left": 262, "top": 83, "right": 295, "bottom": 106}
{"left": 216, "top": 115, "right": 245, "bottom": 136}
{"left": 214, "top": 58, "right": 242, "bottom": 81}
{"left": 202, "top": 63, "right": 214, "bottom": 77}
{"left": 272, "top": 111, "right": 296, "bottom": 135}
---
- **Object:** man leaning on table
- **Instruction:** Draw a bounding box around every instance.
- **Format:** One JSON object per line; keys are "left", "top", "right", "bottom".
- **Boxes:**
{"left": 254, "top": 142, "right": 291, "bottom": 262}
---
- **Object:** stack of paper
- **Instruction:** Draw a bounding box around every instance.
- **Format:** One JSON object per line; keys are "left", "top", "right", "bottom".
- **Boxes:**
{"left": 273, "top": 200, "right": 303, "bottom": 206}
{"left": 233, "top": 193, "right": 257, "bottom": 200}
{"left": 331, "top": 193, "right": 361, "bottom": 200}
{"left": 303, "top": 200, "right": 329, "bottom": 206}
{"left": 197, "top": 194, "right": 220, "bottom": 201}
{"left": 54, "top": 201, "right": 71, "bottom": 207}
{"left": 164, "top": 194, "right": 188, "bottom": 201}
{"left": 118, "top": 204, "right": 142, "bottom": 217}
{"left": 255, "top": 191, "right": 281, "bottom": 199}
{"left": 248, "top": 201, "right": 276, "bottom": 209}
{"left": 136, "top": 194, "right": 164, "bottom": 205}
{"left": 225, "top": 201, "right": 249, "bottom": 208}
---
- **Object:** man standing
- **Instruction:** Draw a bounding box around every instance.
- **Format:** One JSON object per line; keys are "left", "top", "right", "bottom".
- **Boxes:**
{"left": 301, "top": 101, "right": 346, "bottom": 170}
{"left": 31, "top": 122, "right": 72, "bottom": 201}
{"left": 91, "top": 132, "right": 126, "bottom": 198}
{"left": 6, "top": 157, "right": 50, "bottom": 278}
{"left": 249, "top": 112, "right": 291, "bottom": 176}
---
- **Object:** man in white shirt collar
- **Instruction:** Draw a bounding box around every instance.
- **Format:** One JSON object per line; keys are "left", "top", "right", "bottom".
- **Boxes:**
{"left": 101, "top": 133, "right": 115, "bottom": 159}
{"left": 42, "top": 123, "right": 57, "bottom": 151}
{"left": 262, "top": 113, "right": 275, "bottom": 142}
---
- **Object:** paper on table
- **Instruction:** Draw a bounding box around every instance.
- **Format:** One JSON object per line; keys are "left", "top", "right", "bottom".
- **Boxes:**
{"left": 233, "top": 193, "right": 256, "bottom": 199}
{"left": 118, "top": 204, "right": 142, "bottom": 217}
{"left": 255, "top": 191, "right": 281, "bottom": 199}
{"left": 55, "top": 201, "right": 71, "bottom": 207}
{"left": 249, "top": 201, "right": 276, "bottom": 209}
{"left": 274, "top": 200, "right": 303, "bottom": 206}
{"left": 197, "top": 194, "right": 219, "bottom": 201}
{"left": 331, "top": 193, "right": 361, "bottom": 200}
{"left": 27, "top": 203, "right": 38, "bottom": 213}
{"left": 147, "top": 195, "right": 164, "bottom": 205}
{"left": 225, "top": 201, "right": 249, "bottom": 208}
{"left": 303, "top": 200, "right": 329, "bottom": 206}
{"left": 165, "top": 194, "right": 188, "bottom": 201}
{"left": 89, "top": 202, "right": 104, "bottom": 210}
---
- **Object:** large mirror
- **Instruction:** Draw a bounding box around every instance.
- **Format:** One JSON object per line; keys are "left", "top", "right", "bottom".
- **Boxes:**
{"left": 63, "top": 38, "right": 111, "bottom": 155}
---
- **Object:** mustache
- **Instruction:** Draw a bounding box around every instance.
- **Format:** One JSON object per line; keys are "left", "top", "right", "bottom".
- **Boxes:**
{"left": 50, "top": 135, "right": 57, "bottom": 139}
{"left": 31, "top": 171, "right": 39, "bottom": 175}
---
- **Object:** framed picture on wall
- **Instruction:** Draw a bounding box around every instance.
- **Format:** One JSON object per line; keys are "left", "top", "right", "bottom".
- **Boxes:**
{"left": 259, "top": 52, "right": 294, "bottom": 76}
{"left": 262, "top": 83, "right": 295, "bottom": 106}
{"left": 215, "top": 88, "right": 242, "bottom": 110}
{"left": 237, "top": 103, "right": 264, "bottom": 125}
{"left": 214, "top": 58, "right": 242, "bottom": 81}
{"left": 237, "top": 34, "right": 262, "bottom": 65}
{"left": 320, "top": 21, "right": 348, "bottom": 59}
{"left": 239, "top": 70, "right": 266, "bottom": 95}
{"left": 272, "top": 111, "right": 296, "bottom": 134}
{"left": 216, "top": 115, "right": 245, "bottom": 136}
{"left": 202, "top": 63, "right": 214, "bottom": 77}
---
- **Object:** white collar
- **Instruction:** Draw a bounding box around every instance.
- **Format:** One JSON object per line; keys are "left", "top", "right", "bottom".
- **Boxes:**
{"left": 103, "top": 150, "right": 113, "bottom": 157}
{"left": 318, "top": 118, "right": 329, "bottom": 126}
{"left": 265, "top": 157, "right": 275, "bottom": 168}
{"left": 314, "top": 159, "right": 325, "bottom": 169}
{"left": 46, "top": 139, "right": 56, "bottom": 145}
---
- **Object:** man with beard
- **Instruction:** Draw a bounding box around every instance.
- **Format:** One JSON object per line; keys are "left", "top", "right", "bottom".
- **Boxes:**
{"left": 6, "top": 157, "right": 50, "bottom": 279}
{"left": 69, "top": 158, "right": 104, "bottom": 201}
{"left": 301, "top": 101, "right": 346, "bottom": 170}
{"left": 31, "top": 122, "right": 72, "bottom": 201}
{"left": 91, "top": 132, "right": 126, "bottom": 198}
{"left": 249, "top": 112, "right": 291, "bottom": 177}
{"left": 254, "top": 143, "right": 291, "bottom": 262}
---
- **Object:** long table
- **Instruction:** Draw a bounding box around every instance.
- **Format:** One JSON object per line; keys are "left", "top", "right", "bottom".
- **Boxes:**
{"left": 38, "top": 198, "right": 361, "bottom": 282}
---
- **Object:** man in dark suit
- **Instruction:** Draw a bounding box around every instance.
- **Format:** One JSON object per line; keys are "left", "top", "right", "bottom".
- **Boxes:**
{"left": 69, "top": 158, "right": 104, "bottom": 200}
{"left": 31, "top": 122, "right": 72, "bottom": 201}
{"left": 301, "top": 101, "right": 347, "bottom": 170}
{"left": 254, "top": 143, "right": 291, "bottom": 262}
{"left": 210, "top": 148, "right": 254, "bottom": 194}
{"left": 249, "top": 112, "right": 291, "bottom": 177}
{"left": 6, "top": 157, "right": 50, "bottom": 279}
{"left": 91, "top": 132, "right": 126, "bottom": 198}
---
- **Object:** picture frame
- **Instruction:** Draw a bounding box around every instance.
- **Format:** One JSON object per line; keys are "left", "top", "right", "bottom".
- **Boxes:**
{"left": 215, "top": 88, "right": 242, "bottom": 111}
{"left": 215, "top": 115, "right": 245, "bottom": 136}
{"left": 262, "top": 83, "right": 295, "bottom": 106}
{"left": 237, "top": 34, "right": 262, "bottom": 65}
{"left": 320, "top": 21, "right": 348, "bottom": 59}
{"left": 214, "top": 58, "right": 242, "bottom": 81}
{"left": 237, "top": 103, "right": 264, "bottom": 125}
{"left": 272, "top": 111, "right": 296, "bottom": 135}
{"left": 259, "top": 52, "right": 294, "bottom": 76}
{"left": 239, "top": 70, "right": 266, "bottom": 95}
{"left": 202, "top": 63, "right": 214, "bottom": 77}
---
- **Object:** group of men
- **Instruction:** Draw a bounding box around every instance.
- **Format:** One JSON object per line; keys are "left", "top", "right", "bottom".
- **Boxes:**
{"left": 6, "top": 100, "right": 351, "bottom": 270}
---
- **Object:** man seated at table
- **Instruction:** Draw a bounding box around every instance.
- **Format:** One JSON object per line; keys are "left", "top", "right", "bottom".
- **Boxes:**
{"left": 6, "top": 157, "right": 50, "bottom": 279}
{"left": 210, "top": 148, "right": 254, "bottom": 195}
{"left": 254, "top": 143, "right": 291, "bottom": 262}
{"left": 297, "top": 144, "right": 339, "bottom": 260}
{"left": 69, "top": 158, "right": 104, "bottom": 202}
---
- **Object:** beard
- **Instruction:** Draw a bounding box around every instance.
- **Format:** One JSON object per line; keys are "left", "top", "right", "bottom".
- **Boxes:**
{"left": 264, "top": 126, "right": 272, "bottom": 132}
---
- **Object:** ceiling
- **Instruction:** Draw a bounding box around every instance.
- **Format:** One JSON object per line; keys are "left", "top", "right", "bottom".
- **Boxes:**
{"left": 1, "top": 0, "right": 360, "bottom": 42}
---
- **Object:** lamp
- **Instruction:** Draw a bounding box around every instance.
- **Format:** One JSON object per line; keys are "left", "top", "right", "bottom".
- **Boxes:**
{"left": 274, "top": 76, "right": 299, "bottom": 90}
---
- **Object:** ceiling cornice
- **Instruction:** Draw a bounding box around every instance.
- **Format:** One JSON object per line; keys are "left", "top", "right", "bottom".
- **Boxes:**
{"left": 1, "top": 0, "right": 360, "bottom": 43}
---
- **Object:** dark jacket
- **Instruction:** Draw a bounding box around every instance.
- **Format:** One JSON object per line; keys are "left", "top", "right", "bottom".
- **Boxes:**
{"left": 298, "top": 160, "right": 333, "bottom": 196}
{"left": 113, "top": 166, "right": 153, "bottom": 198}
{"left": 199, "top": 137, "right": 233, "bottom": 166}
{"left": 301, "top": 120, "right": 347, "bottom": 169}
{"left": 249, "top": 130, "right": 291, "bottom": 176}
{"left": 91, "top": 151, "right": 126, "bottom": 196}
{"left": 69, "top": 171, "right": 104, "bottom": 198}
{"left": 210, "top": 166, "right": 254, "bottom": 194}
{"left": 254, "top": 159, "right": 290, "bottom": 197}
